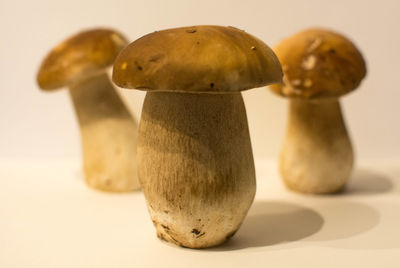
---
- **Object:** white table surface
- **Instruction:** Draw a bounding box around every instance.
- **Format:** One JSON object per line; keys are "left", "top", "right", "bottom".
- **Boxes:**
{"left": 1, "top": 158, "right": 399, "bottom": 268}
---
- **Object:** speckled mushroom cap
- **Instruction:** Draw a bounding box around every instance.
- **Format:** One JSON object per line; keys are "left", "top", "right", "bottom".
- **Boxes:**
{"left": 269, "top": 28, "right": 366, "bottom": 99}
{"left": 37, "top": 28, "right": 128, "bottom": 90}
{"left": 112, "top": 25, "right": 282, "bottom": 93}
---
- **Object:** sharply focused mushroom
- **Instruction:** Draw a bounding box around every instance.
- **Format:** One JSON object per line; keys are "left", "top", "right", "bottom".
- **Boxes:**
{"left": 269, "top": 28, "right": 367, "bottom": 194}
{"left": 113, "top": 25, "right": 282, "bottom": 248}
{"left": 37, "top": 28, "right": 140, "bottom": 192}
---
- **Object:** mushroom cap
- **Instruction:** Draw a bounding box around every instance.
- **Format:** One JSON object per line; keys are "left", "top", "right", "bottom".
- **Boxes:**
{"left": 269, "top": 28, "right": 367, "bottom": 99}
{"left": 37, "top": 28, "right": 128, "bottom": 90}
{"left": 112, "top": 25, "right": 282, "bottom": 93}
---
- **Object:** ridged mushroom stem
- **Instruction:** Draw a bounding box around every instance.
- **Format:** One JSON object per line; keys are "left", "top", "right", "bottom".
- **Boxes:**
{"left": 138, "top": 91, "right": 256, "bottom": 248}
{"left": 280, "top": 98, "right": 354, "bottom": 194}
{"left": 69, "top": 72, "right": 139, "bottom": 192}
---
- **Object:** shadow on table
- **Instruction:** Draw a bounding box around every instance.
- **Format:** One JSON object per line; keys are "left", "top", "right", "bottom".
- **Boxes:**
{"left": 344, "top": 168, "right": 394, "bottom": 195}
{"left": 306, "top": 201, "right": 380, "bottom": 242}
{"left": 211, "top": 201, "right": 324, "bottom": 251}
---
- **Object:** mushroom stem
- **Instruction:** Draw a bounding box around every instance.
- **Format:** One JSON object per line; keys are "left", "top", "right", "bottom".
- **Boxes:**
{"left": 138, "top": 91, "right": 256, "bottom": 248}
{"left": 280, "top": 98, "right": 354, "bottom": 194}
{"left": 68, "top": 72, "right": 139, "bottom": 192}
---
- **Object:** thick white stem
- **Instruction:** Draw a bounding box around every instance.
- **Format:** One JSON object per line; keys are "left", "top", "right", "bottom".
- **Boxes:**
{"left": 138, "top": 92, "right": 256, "bottom": 248}
{"left": 280, "top": 99, "right": 354, "bottom": 194}
{"left": 69, "top": 73, "right": 139, "bottom": 192}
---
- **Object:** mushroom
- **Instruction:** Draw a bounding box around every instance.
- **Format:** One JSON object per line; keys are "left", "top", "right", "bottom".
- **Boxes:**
{"left": 112, "top": 25, "right": 282, "bottom": 248}
{"left": 269, "top": 28, "right": 367, "bottom": 194}
{"left": 37, "top": 28, "right": 140, "bottom": 192}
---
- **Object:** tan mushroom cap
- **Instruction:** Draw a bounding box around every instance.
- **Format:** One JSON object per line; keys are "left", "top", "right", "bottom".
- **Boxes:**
{"left": 269, "top": 28, "right": 367, "bottom": 99}
{"left": 37, "top": 28, "right": 128, "bottom": 90}
{"left": 112, "top": 25, "right": 282, "bottom": 93}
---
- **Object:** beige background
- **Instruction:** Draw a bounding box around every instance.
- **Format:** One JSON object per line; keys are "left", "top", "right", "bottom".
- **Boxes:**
{"left": 0, "top": 0, "right": 399, "bottom": 160}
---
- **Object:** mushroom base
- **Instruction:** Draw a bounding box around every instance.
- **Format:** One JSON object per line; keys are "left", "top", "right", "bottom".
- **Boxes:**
{"left": 69, "top": 73, "right": 140, "bottom": 192}
{"left": 138, "top": 92, "right": 256, "bottom": 248}
{"left": 280, "top": 99, "right": 354, "bottom": 194}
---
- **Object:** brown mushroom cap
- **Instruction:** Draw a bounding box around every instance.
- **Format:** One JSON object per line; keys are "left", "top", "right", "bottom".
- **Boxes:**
{"left": 37, "top": 28, "right": 128, "bottom": 90}
{"left": 269, "top": 28, "right": 367, "bottom": 99}
{"left": 112, "top": 25, "right": 282, "bottom": 93}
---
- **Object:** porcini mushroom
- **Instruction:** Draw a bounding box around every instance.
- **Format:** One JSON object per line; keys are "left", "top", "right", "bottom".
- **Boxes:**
{"left": 269, "top": 28, "right": 367, "bottom": 194}
{"left": 37, "top": 28, "right": 140, "bottom": 192}
{"left": 113, "top": 25, "right": 282, "bottom": 248}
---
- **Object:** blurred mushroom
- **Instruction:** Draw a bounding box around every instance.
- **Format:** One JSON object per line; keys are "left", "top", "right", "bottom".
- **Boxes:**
{"left": 269, "top": 28, "right": 367, "bottom": 194}
{"left": 37, "top": 28, "right": 140, "bottom": 192}
{"left": 113, "top": 25, "right": 282, "bottom": 248}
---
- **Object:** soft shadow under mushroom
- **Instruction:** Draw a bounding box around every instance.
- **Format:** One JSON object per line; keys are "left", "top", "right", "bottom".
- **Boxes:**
{"left": 306, "top": 201, "right": 380, "bottom": 241}
{"left": 212, "top": 201, "right": 324, "bottom": 251}
{"left": 344, "top": 169, "right": 393, "bottom": 195}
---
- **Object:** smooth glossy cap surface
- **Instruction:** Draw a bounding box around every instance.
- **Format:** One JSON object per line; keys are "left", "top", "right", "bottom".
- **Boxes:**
{"left": 37, "top": 28, "right": 128, "bottom": 90}
{"left": 270, "top": 28, "right": 366, "bottom": 99}
{"left": 113, "top": 25, "right": 282, "bottom": 93}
